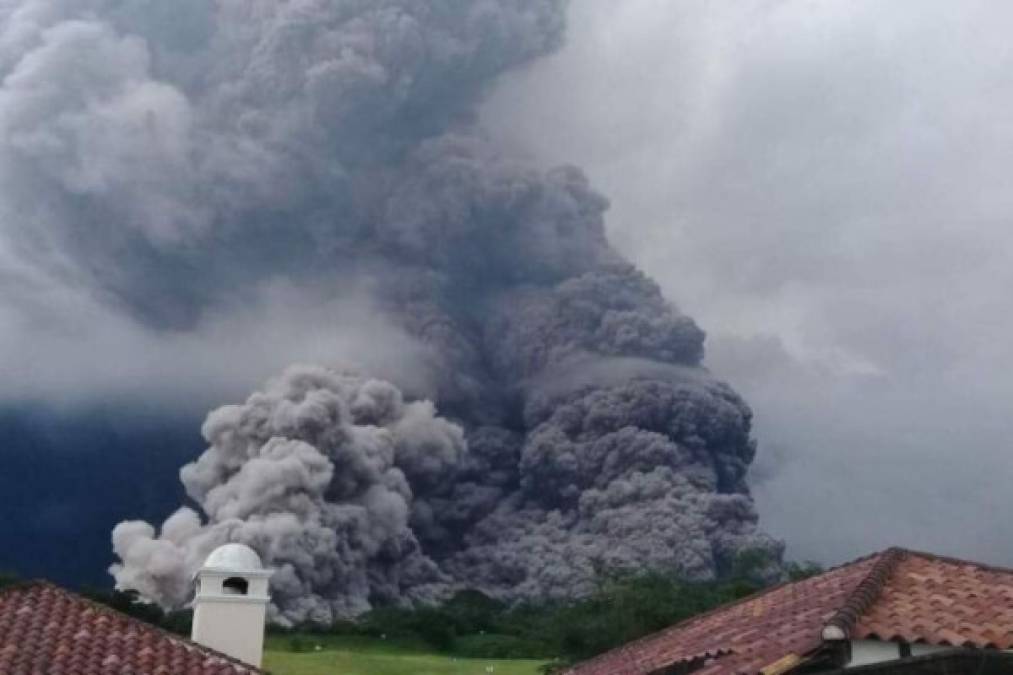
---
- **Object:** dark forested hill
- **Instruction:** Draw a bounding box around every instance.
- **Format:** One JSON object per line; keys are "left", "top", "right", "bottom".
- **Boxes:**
{"left": 0, "top": 406, "right": 201, "bottom": 587}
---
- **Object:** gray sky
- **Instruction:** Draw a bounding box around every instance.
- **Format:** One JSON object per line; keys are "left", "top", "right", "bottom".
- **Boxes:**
{"left": 482, "top": 0, "right": 1013, "bottom": 566}
{"left": 3, "top": 0, "right": 1012, "bottom": 571}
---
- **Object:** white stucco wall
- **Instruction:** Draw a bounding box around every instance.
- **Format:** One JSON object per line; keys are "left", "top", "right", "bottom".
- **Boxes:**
{"left": 192, "top": 598, "right": 268, "bottom": 667}
{"left": 849, "top": 640, "right": 966, "bottom": 668}
{"left": 849, "top": 639, "right": 903, "bottom": 667}
{"left": 191, "top": 567, "right": 272, "bottom": 667}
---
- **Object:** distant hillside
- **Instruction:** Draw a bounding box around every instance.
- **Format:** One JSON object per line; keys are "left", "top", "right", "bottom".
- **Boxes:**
{"left": 0, "top": 406, "right": 201, "bottom": 587}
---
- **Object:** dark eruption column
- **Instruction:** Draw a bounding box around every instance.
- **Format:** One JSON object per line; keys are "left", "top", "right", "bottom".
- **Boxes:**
{"left": 0, "top": 0, "right": 780, "bottom": 623}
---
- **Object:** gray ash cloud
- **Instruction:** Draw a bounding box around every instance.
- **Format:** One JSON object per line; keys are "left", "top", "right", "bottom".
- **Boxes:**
{"left": 112, "top": 366, "right": 465, "bottom": 623}
{"left": 0, "top": 0, "right": 780, "bottom": 622}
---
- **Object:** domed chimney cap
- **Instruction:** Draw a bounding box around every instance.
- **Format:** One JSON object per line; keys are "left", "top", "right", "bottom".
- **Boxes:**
{"left": 203, "top": 543, "right": 263, "bottom": 572}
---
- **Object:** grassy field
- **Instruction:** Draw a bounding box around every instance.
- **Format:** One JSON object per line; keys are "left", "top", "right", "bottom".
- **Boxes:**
{"left": 262, "top": 635, "right": 550, "bottom": 675}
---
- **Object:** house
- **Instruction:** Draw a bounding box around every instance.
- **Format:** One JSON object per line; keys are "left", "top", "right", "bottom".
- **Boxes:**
{"left": 0, "top": 543, "right": 271, "bottom": 675}
{"left": 565, "top": 547, "right": 1013, "bottom": 675}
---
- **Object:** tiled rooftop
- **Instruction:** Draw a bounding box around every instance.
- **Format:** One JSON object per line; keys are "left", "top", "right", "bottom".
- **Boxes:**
{"left": 566, "top": 548, "right": 1013, "bottom": 675}
{"left": 0, "top": 581, "right": 260, "bottom": 675}
{"left": 855, "top": 553, "right": 1013, "bottom": 649}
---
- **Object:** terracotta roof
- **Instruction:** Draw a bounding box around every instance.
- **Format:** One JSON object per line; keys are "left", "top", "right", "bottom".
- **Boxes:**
{"left": 566, "top": 548, "right": 1013, "bottom": 675}
{"left": 0, "top": 581, "right": 261, "bottom": 675}
{"left": 854, "top": 552, "right": 1013, "bottom": 649}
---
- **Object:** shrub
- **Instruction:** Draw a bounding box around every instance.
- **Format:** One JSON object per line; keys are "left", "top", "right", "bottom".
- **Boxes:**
{"left": 454, "top": 633, "right": 549, "bottom": 659}
{"left": 442, "top": 590, "right": 506, "bottom": 635}
{"left": 287, "top": 636, "right": 312, "bottom": 653}
{"left": 0, "top": 571, "right": 21, "bottom": 589}
{"left": 358, "top": 604, "right": 457, "bottom": 652}
{"left": 413, "top": 607, "right": 457, "bottom": 652}
{"left": 327, "top": 619, "right": 362, "bottom": 636}
{"left": 785, "top": 560, "right": 824, "bottom": 581}
{"left": 161, "top": 609, "right": 193, "bottom": 636}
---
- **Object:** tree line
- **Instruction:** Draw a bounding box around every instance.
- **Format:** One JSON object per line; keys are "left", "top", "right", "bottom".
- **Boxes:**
{"left": 1, "top": 556, "right": 823, "bottom": 669}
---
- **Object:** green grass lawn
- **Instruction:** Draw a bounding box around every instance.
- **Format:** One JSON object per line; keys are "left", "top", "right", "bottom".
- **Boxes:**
{"left": 263, "top": 635, "right": 550, "bottom": 675}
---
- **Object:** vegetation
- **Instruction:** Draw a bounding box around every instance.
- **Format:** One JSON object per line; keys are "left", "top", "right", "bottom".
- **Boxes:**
{"left": 785, "top": 560, "right": 825, "bottom": 581}
{"left": 263, "top": 634, "right": 546, "bottom": 675}
{"left": 261, "top": 573, "right": 764, "bottom": 675}
{"left": 1, "top": 552, "right": 822, "bottom": 673}
{"left": 267, "top": 555, "right": 824, "bottom": 670}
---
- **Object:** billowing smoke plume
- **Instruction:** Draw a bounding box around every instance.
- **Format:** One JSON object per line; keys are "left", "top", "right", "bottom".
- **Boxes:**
{"left": 0, "top": 0, "right": 781, "bottom": 622}
{"left": 112, "top": 366, "right": 464, "bottom": 622}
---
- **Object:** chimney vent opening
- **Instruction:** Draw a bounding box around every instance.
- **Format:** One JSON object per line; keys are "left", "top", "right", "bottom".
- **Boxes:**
{"left": 222, "top": 577, "right": 249, "bottom": 596}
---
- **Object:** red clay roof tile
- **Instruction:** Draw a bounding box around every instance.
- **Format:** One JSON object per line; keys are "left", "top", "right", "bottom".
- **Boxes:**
{"left": 0, "top": 581, "right": 260, "bottom": 675}
{"left": 566, "top": 552, "right": 883, "bottom": 675}
{"left": 854, "top": 551, "right": 1013, "bottom": 650}
{"left": 566, "top": 548, "right": 1013, "bottom": 675}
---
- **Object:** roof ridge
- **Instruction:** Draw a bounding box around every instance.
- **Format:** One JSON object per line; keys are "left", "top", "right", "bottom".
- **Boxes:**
{"left": 564, "top": 549, "right": 887, "bottom": 674}
{"left": 0, "top": 580, "right": 263, "bottom": 674}
{"left": 821, "top": 547, "right": 906, "bottom": 641}
{"left": 894, "top": 547, "right": 1013, "bottom": 576}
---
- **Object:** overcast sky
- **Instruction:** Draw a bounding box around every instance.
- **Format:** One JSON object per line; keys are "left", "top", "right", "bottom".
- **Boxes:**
{"left": 483, "top": 0, "right": 1013, "bottom": 565}
{"left": 3, "top": 0, "right": 1013, "bottom": 571}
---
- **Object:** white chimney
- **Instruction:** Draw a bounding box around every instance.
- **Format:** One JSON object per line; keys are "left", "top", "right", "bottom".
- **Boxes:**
{"left": 191, "top": 543, "right": 273, "bottom": 668}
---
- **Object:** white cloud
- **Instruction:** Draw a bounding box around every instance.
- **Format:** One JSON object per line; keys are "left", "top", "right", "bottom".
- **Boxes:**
{"left": 482, "top": 0, "right": 1013, "bottom": 565}
{"left": 0, "top": 269, "right": 437, "bottom": 411}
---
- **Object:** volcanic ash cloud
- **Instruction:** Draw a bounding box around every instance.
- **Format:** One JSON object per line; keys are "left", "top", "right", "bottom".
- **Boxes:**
{"left": 113, "top": 357, "right": 779, "bottom": 624}
{"left": 112, "top": 367, "right": 465, "bottom": 624}
{"left": 0, "top": 0, "right": 780, "bottom": 620}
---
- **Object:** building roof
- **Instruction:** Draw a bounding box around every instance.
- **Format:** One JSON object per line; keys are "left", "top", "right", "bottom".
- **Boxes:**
{"left": 0, "top": 581, "right": 261, "bottom": 675}
{"left": 566, "top": 548, "right": 1013, "bottom": 675}
{"left": 203, "top": 544, "right": 264, "bottom": 573}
